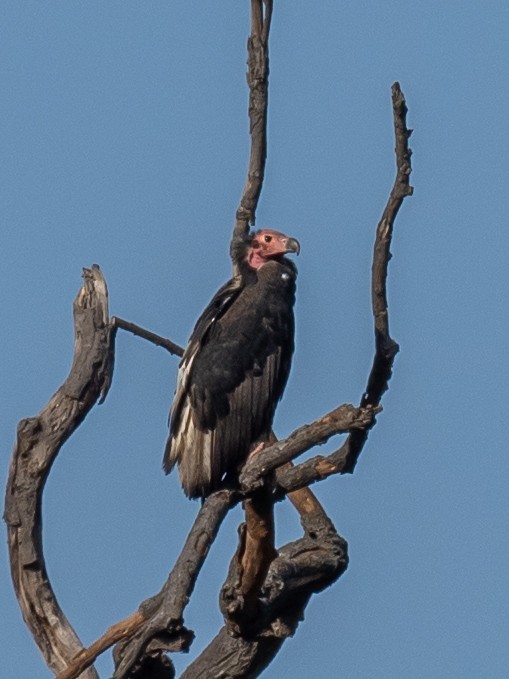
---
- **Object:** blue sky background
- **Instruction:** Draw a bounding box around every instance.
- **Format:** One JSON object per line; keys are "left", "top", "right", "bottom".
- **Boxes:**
{"left": 2, "top": 2, "right": 508, "bottom": 678}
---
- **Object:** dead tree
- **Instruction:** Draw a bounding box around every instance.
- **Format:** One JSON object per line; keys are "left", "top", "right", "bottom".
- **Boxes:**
{"left": 4, "top": 2, "right": 413, "bottom": 678}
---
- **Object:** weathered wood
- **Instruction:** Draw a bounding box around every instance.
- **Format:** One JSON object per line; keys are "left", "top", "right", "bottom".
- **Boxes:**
{"left": 190, "top": 509, "right": 348, "bottom": 679}
{"left": 223, "top": 485, "right": 278, "bottom": 634}
{"left": 239, "top": 404, "right": 379, "bottom": 490}
{"left": 112, "top": 490, "right": 235, "bottom": 679}
{"left": 4, "top": 12, "right": 412, "bottom": 673}
{"left": 3, "top": 265, "right": 114, "bottom": 678}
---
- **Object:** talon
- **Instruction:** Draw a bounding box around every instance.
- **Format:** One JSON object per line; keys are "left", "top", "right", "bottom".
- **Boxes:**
{"left": 248, "top": 441, "right": 266, "bottom": 460}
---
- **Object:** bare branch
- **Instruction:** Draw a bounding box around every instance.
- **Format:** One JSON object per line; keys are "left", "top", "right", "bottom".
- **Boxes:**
{"left": 70, "top": 402, "right": 372, "bottom": 675}
{"left": 56, "top": 612, "right": 146, "bottom": 679}
{"left": 185, "top": 509, "right": 348, "bottom": 679}
{"left": 239, "top": 404, "right": 379, "bottom": 490}
{"left": 362, "top": 81, "right": 412, "bottom": 409}
{"left": 231, "top": 0, "right": 273, "bottom": 272}
{"left": 112, "top": 316, "right": 184, "bottom": 357}
{"left": 223, "top": 485, "right": 278, "bottom": 634}
{"left": 111, "top": 490, "right": 235, "bottom": 679}
{"left": 3, "top": 265, "right": 114, "bottom": 679}
{"left": 276, "top": 82, "right": 413, "bottom": 494}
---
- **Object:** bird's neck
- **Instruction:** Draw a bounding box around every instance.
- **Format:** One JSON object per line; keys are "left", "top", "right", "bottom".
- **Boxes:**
{"left": 247, "top": 251, "right": 265, "bottom": 269}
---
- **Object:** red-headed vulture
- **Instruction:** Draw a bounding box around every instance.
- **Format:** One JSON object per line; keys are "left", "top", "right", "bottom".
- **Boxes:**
{"left": 163, "top": 229, "right": 300, "bottom": 498}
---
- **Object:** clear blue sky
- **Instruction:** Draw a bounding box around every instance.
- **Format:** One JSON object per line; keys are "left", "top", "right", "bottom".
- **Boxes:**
{"left": 2, "top": 2, "right": 508, "bottom": 678}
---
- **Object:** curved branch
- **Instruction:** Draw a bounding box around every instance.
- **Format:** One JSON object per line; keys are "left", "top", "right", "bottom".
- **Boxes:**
{"left": 3, "top": 265, "right": 114, "bottom": 679}
{"left": 276, "top": 82, "right": 413, "bottom": 494}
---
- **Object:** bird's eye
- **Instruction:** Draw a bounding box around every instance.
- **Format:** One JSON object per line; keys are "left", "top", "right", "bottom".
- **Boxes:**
{"left": 264, "top": 235, "right": 272, "bottom": 243}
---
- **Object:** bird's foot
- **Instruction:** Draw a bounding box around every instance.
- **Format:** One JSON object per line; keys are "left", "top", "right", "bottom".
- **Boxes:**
{"left": 246, "top": 440, "right": 266, "bottom": 462}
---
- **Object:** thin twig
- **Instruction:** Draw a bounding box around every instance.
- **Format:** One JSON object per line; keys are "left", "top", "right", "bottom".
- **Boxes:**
{"left": 55, "top": 612, "right": 145, "bottom": 679}
{"left": 112, "top": 316, "right": 184, "bottom": 357}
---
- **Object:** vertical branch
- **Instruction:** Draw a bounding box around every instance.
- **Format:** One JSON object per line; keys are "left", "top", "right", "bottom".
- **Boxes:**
{"left": 275, "top": 83, "right": 413, "bottom": 493}
{"left": 224, "top": 0, "right": 278, "bottom": 633}
{"left": 3, "top": 266, "right": 114, "bottom": 679}
{"left": 363, "top": 81, "right": 413, "bottom": 408}
{"left": 231, "top": 0, "right": 273, "bottom": 272}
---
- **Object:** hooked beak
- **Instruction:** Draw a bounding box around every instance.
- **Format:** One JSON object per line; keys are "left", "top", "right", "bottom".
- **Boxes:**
{"left": 284, "top": 237, "right": 300, "bottom": 255}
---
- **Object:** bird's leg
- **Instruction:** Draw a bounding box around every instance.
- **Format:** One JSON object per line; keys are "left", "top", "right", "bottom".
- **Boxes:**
{"left": 234, "top": 440, "right": 266, "bottom": 475}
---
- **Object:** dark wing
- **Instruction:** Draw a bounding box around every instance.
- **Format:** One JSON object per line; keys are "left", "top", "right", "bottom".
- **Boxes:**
{"left": 162, "top": 276, "right": 243, "bottom": 478}
{"left": 164, "top": 261, "right": 295, "bottom": 498}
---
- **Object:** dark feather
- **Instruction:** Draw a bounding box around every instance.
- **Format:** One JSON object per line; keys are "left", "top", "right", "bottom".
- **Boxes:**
{"left": 164, "top": 253, "right": 297, "bottom": 498}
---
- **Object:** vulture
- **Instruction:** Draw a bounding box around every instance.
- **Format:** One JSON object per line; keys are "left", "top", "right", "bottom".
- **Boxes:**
{"left": 163, "top": 228, "right": 300, "bottom": 498}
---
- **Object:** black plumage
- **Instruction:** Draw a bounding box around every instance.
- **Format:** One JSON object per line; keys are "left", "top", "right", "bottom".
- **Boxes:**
{"left": 163, "top": 229, "right": 299, "bottom": 498}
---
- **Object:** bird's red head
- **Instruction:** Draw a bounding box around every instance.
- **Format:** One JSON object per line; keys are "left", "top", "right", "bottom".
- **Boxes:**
{"left": 247, "top": 229, "right": 300, "bottom": 270}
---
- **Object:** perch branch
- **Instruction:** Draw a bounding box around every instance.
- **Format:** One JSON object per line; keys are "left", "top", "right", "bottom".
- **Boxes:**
{"left": 239, "top": 404, "right": 379, "bottom": 490}
{"left": 3, "top": 265, "right": 114, "bottom": 679}
{"left": 65, "top": 401, "right": 373, "bottom": 678}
